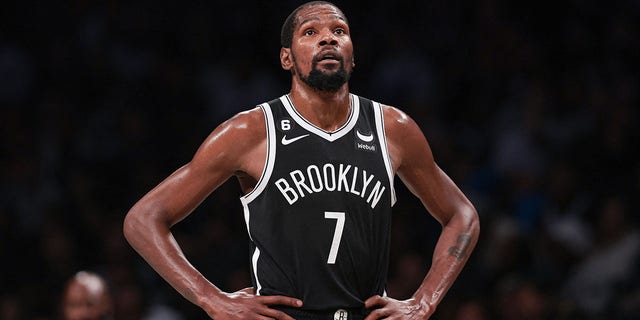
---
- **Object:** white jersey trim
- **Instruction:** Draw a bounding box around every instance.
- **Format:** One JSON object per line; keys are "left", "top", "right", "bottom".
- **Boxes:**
{"left": 252, "top": 247, "right": 263, "bottom": 295}
{"left": 240, "top": 103, "right": 274, "bottom": 296}
{"left": 280, "top": 94, "right": 360, "bottom": 142}
{"left": 240, "top": 103, "right": 277, "bottom": 236}
{"left": 372, "top": 101, "right": 397, "bottom": 206}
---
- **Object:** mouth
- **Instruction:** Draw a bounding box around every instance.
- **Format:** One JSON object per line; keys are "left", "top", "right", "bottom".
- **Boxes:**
{"left": 315, "top": 51, "right": 342, "bottom": 62}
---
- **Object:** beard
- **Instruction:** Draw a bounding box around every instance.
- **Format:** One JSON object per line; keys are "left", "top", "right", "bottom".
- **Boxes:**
{"left": 294, "top": 54, "right": 352, "bottom": 92}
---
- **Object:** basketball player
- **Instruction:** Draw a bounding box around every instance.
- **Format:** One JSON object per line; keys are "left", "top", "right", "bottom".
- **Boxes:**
{"left": 124, "top": 2, "right": 479, "bottom": 319}
{"left": 61, "top": 271, "right": 113, "bottom": 320}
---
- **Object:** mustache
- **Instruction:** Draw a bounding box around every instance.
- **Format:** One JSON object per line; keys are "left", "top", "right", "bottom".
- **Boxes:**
{"left": 313, "top": 50, "right": 344, "bottom": 63}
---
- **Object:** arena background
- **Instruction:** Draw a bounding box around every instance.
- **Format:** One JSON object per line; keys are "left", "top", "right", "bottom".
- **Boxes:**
{"left": 1, "top": 0, "right": 638, "bottom": 319}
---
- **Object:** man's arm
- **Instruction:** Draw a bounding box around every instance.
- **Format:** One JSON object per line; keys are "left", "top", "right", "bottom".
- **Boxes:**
{"left": 365, "top": 106, "right": 480, "bottom": 320}
{"left": 123, "top": 108, "right": 302, "bottom": 320}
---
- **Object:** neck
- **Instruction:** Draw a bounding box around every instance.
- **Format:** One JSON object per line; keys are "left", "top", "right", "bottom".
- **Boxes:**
{"left": 289, "top": 78, "right": 351, "bottom": 132}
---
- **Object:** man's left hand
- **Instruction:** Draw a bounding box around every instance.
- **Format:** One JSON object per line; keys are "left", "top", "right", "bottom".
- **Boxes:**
{"left": 364, "top": 295, "right": 433, "bottom": 320}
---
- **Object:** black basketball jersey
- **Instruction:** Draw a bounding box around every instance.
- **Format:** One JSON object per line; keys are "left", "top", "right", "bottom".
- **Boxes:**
{"left": 240, "top": 94, "right": 396, "bottom": 311}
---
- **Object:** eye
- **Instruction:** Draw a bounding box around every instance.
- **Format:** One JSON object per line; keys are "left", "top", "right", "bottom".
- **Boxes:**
{"left": 304, "top": 29, "right": 315, "bottom": 36}
{"left": 335, "top": 28, "right": 345, "bottom": 35}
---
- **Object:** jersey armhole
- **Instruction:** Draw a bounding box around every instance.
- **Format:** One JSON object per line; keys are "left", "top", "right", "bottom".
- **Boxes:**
{"left": 239, "top": 104, "right": 273, "bottom": 296}
{"left": 372, "top": 102, "right": 397, "bottom": 206}
{"left": 240, "top": 103, "right": 276, "bottom": 204}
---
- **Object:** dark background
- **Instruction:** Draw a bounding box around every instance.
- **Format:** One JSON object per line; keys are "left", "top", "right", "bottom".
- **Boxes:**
{"left": 1, "top": 0, "right": 638, "bottom": 319}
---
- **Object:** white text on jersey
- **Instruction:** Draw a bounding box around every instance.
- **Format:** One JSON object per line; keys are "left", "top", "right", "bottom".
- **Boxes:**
{"left": 274, "top": 163, "right": 386, "bottom": 209}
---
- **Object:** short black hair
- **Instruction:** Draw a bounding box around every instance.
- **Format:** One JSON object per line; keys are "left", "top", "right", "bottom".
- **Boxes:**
{"left": 280, "top": 1, "right": 347, "bottom": 48}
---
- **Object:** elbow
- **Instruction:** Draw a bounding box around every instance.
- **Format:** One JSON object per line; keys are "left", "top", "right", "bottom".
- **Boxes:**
{"left": 123, "top": 208, "right": 142, "bottom": 245}
{"left": 444, "top": 203, "right": 480, "bottom": 238}
{"left": 464, "top": 205, "right": 480, "bottom": 239}
{"left": 123, "top": 202, "right": 160, "bottom": 246}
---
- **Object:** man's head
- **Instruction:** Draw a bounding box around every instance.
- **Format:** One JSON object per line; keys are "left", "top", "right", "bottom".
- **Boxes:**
{"left": 280, "top": 1, "right": 349, "bottom": 49}
{"left": 62, "top": 271, "right": 112, "bottom": 320}
{"left": 280, "top": 1, "right": 355, "bottom": 92}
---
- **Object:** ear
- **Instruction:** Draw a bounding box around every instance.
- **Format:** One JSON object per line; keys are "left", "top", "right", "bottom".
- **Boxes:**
{"left": 280, "top": 47, "right": 293, "bottom": 71}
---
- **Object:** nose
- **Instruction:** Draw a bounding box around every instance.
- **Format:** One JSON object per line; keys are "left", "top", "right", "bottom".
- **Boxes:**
{"left": 318, "top": 30, "right": 338, "bottom": 46}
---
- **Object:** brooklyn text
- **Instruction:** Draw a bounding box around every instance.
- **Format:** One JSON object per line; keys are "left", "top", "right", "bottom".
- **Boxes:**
{"left": 275, "top": 163, "right": 386, "bottom": 209}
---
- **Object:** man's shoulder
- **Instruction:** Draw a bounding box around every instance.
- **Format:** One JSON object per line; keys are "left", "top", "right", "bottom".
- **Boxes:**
{"left": 213, "top": 106, "right": 267, "bottom": 140}
{"left": 223, "top": 93, "right": 295, "bottom": 132}
{"left": 350, "top": 94, "right": 412, "bottom": 130}
{"left": 235, "top": 106, "right": 267, "bottom": 122}
{"left": 378, "top": 103, "right": 422, "bottom": 145}
{"left": 353, "top": 95, "right": 401, "bottom": 114}
{"left": 378, "top": 103, "right": 410, "bottom": 126}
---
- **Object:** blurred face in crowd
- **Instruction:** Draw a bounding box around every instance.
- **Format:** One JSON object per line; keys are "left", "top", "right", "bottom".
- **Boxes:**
{"left": 281, "top": 3, "right": 355, "bottom": 92}
{"left": 62, "top": 272, "right": 112, "bottom": 320}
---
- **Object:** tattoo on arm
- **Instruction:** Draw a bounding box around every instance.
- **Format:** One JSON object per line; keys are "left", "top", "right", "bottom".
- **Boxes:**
{"left": 448, "top": 234, "right": 471, "bottom": 260}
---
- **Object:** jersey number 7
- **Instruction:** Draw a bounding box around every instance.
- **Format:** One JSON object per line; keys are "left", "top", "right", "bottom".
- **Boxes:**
{"left": 324, "top": 211, "right": 345, "bottom": 264}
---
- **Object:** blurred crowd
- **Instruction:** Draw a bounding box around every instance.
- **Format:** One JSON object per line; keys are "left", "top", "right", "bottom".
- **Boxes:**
{"left": 1, "top": 0, "right": 638, "bottom": 319}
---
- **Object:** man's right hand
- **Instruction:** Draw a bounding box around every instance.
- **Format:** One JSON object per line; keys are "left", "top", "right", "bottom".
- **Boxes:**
{"left": 200, "top": 288, "right": 303, "bottom": 320}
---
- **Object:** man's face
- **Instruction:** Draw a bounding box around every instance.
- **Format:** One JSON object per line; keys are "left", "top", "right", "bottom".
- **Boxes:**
{"left": 283, "top": 4, "right": 355, "bottom": 91}
{"left": 62, "top": 282, "right": 109, "bottom": 320}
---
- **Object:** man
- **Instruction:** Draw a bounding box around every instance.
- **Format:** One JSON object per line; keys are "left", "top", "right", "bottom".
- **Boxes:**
{"left": 61, "top": 271, "right": 113, "bottom": 320}
{"left": 123, "top": 2, "right": 479, "bottom": 319}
